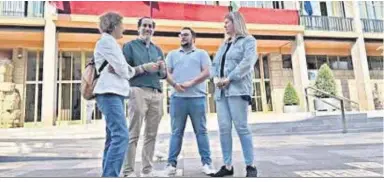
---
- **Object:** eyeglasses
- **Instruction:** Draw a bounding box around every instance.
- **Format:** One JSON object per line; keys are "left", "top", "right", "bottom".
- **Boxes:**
{"left": 179, "top": 33, "right": 190, "bottom": 37}
{"left": 142, "top": 23, "right": 153, "bottom": 29}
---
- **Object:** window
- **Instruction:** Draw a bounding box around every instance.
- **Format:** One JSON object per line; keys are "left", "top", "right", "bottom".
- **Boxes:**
{"left": 27, "top": 1, "right": 44, "bottom": 17}
{"left": 282, "top": 54, "right": 292, "bottom": 69}
{"left": 373, "top": 1, "right": 384, "bottom": 19}
{"left": 181, "top": 1, "right": 215, "bottom": 5}
{"left": 239, "top": 1, "right": 257, "bottom": 8}
{"left": 317, "top": 55, "right": 327, "bottom": 67}
{"left": 339, "top": 56, "right": 353, "bottom": 70}
{"left": 368, "top": 56, "right": 384, "bottom": 70}
{"left": 56, "top": 51, "right": 83, "bottom": 121}
{"left": 25, "top": 51, "right": 43, "bottom": 123}
{"left": 251, "top": 82, "right": 263, "bottom": 112}
{"left": 360, "top": 1, "right": 384, "bottom": 19}
{"left": 238, "top": 1, "right": 286, "bottom": 9}
{"left": 307, "top": 55, "right": 353, "bottom": 70}
{"left": 340, "top": 1, "right": 346, "bottom": 17}
{"left": 263, "top": 55, "right": 270, "bottom": 79}
{"left": 273, "top": 1, "right": 284, "bottom": 9}
{"left": 306, "top": 55, "right": 317, "bottom": 69}
{"left": 254, "top": 58, "right": 261, "bottom": 79}
{"left": 329, "top": 56, "right": 339, "bottom": 69}
{"left": 320, "top": 1, "right": 328, "bottom": 16}
{"left": 265, "top": 81, "right": 273, "bottom": 111}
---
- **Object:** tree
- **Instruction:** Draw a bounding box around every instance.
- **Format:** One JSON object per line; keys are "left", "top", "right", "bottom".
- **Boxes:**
{"left": 284, "top": 82, "right": 300, "bottom": 106}
{"left": 314, "top": 64, "right": 337, "bottom": 98}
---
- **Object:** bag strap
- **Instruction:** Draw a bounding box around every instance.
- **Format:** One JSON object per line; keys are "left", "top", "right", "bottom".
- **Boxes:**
{"left": 98, "top": 60, "right": 108, "bottom": 73}
{"left": 94, "top": 60, "right": 108, "bottom": 79}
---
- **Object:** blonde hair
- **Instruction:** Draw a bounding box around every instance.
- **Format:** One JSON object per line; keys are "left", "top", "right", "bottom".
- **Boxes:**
{"left": 224, "top": 12, "right": 249, "bottom": 41}
{"left": 99, "top": 12, "right": 123, "bottom": 34}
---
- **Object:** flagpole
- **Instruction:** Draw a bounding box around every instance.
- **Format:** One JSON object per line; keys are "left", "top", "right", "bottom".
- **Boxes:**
{"left": 150, "top": 1, "right": 153, "bottom": 18}
{"left": 228, "top": 1, "right": 233, "bottom": 12}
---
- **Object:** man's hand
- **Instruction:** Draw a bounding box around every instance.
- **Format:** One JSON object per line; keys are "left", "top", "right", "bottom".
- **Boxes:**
{"left": 157, "top": 60, "right": 167, "bottom": 77}
{"left": 180, "top": 80, "right": 195, "bottom": 89}
{"left": 174, "top": 83, "right": 185, "bottom": 92}
{"left": 141, "top": 62, "right": 160, "bottom": 73}
{"left": 158, "top": 60, "right": 165, "bottom": 70}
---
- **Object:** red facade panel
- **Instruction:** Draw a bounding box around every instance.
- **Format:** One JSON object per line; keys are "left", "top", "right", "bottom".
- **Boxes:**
{"left": 55, "top": 1, "right": 299, "bottom": 25}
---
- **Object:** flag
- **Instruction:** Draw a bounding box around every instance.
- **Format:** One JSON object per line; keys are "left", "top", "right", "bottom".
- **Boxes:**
{"left": 304, "top": 1, "right": 313, "bottom": 16}
{"left": 50, "top": 1, "right": 64, "bottom": 11}
{"left": 229, "top": 1, "right": 240, "bottom": 12}
{"left": 143, "top": 1, "right": 160, "bottom": 18}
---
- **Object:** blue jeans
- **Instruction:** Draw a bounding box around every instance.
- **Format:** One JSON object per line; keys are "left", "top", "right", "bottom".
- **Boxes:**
{"left": 216, "top": 95, "right": 254, "bottom": 166}
{"left": 96, "top": 94, "right": 129, "bottom": 177}
{"left": 167, "top": 96, "right": 212, "bottom": 167}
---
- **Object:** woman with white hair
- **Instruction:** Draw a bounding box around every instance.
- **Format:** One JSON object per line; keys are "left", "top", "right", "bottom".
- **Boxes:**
{"left": 94, "top": 12, "right": 159, "bottom": 177}
{"left": 210, "top": 11, "right": 258, "bottom": 177}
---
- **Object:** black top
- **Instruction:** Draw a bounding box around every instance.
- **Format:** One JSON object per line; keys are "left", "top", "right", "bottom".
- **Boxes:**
{"left": 220, "top": 42, "right": 232, "bottom": 78}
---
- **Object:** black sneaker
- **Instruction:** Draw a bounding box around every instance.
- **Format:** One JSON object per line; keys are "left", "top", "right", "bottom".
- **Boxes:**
{"left": 246, "top": 165, "right": 258, "bottom": 177}
{"left": 211, "top": 165, "right": 234, "bottom": 177}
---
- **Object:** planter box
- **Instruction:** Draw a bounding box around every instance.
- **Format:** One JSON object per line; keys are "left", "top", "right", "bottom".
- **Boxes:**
{"left": 314, "top": 98, "right": 340, "bottom": 112}
{"left": 283, "top": 105, "right": 301, "bottom": 113}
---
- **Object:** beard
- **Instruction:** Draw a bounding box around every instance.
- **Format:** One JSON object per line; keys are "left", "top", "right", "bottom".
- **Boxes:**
{"left": 181, "top": 41, "right": 192, "bottom": 49}
{"left": 139, "top": 31, "right": 152, "bottom": 41}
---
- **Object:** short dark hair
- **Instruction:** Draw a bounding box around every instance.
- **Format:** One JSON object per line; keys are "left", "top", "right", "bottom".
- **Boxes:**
{"left": 137, "top": 17, "right": 156, "bottom": 29}
{"left": 181, "top": 27, "right": 196, "bottom": 39}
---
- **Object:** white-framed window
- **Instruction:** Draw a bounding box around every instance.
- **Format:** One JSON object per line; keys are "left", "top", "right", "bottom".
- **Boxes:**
{"left": 360, "top": 1, "right": 384, "bottom": 20}
{"left": 56, "top": 51, "right": 83, "bottom": 122}
{"left": 273, "top": 1, "right": 285, "bottom": 9}
{"left": 24, "top": 50, "right": 44, "bottom": 123}
{"left": 0, "top": 1, "right": 44, "bottom": 17}
{"left": 177, "top": 1, "right": 216, "bottom": 5}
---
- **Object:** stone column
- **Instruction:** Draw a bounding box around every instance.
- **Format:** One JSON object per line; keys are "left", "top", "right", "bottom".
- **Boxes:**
{"left": 350, "top": 1, "right": 375, "bottom": 111}
{"left": 41, "top": 3, "right": 58, "bottom": 126}
{"left": 291, "top": 33, "right": 310, "bottom": 112}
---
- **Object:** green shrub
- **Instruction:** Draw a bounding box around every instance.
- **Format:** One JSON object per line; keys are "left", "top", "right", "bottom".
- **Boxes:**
{"left": 283, "top": 82, "right": 300, "bottom": 106}
{"left": 314, "top": 64, "right": 337, "bottom": 98}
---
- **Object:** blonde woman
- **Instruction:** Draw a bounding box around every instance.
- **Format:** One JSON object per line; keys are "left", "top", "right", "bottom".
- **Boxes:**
{"left": 210, "top": 12, "right": 258, "bottom": 177}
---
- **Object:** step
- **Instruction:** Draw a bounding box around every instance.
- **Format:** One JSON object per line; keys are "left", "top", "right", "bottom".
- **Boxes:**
{"left": 248, "top": 112, "right": 382, "bottom": 135}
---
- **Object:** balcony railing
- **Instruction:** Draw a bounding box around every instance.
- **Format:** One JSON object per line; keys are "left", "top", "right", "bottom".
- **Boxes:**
{"left": 0, "top": 1, "right": 44, "bottom": 18}
{"left": 300, "top": 15, "right": 354, "bottom": 32}
{"left": 361, "top": 18, "right": 384, "bottom": 33}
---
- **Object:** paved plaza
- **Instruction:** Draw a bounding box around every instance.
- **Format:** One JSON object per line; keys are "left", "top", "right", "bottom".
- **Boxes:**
{"left": 0, "top": 125, "right": 382, "bottom": 177}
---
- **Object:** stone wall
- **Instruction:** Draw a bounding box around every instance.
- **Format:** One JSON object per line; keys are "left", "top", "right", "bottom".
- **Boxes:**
{"left": 370, "top": 70, "right": 384, "bottom": 80}
{"left": 269, "top": 53, "right": 294, "bottom": 113}
{"left": 371, "top": 80, "right": 384, "bottom": 110}
{"left": 0, "top": 49, "right": 22, "bottom": 128}
{"left": 333, "top": 70, "right": 355, "bottom": 110}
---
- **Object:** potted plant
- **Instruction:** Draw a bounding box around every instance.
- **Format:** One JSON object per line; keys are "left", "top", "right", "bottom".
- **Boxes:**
{"left": 314, "top": 64, "right": 338, "bottom": 111}
{"left": 283, "top": 82, "right": 301, "bottom": 113}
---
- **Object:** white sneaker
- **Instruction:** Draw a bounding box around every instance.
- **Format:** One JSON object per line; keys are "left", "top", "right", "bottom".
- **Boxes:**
{"left": 124, "top": 173, "right": 138, "bottom": 177}
{"left": 164, "top": 165, "right": 177, "bottom": 176}
{"left": 202, "top": 164, "right": 216, "bottom": 175}
{"left": 141, "top": 170, "right": 169, "bottom": 177}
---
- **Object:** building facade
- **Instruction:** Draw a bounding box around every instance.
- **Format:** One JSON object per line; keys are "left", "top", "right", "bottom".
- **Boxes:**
{"left": 0, "top": 1, "right": 382, "bottom": 128}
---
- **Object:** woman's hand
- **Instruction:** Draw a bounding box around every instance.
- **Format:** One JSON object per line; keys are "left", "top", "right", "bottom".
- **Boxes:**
{"left": 215, "top": 78, "right": 230, "bottom": 89}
